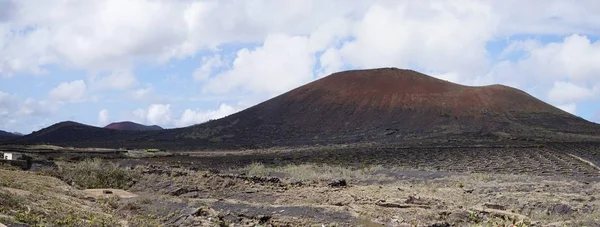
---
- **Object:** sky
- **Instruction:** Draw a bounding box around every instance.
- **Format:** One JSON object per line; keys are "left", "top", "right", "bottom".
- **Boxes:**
{"left": 0, "top": 0, "right": 599, "bottom": 134}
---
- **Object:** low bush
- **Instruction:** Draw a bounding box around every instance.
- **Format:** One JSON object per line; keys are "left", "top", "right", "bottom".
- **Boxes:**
{"left": 42, "top": 158, "right": 137, "bottom": 189}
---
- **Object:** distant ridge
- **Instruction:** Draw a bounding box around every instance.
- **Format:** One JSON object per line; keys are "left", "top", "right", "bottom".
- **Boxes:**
{"left": 0, "top": 130, "right": 21, "bottom": 141}
{"left": 17, "top": 121, "right": 151, "bottom": 144}
{"left": 104, "top": 121, "right": 163, "bottom": 131}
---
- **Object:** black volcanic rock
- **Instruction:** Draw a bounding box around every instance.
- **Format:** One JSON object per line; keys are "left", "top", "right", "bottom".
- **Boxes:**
{"left": 105, "top": 121, "right": 163, "bottom": 131}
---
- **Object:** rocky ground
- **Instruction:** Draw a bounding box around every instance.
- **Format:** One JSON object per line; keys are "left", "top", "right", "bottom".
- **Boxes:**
{"left": 1, "top": 156, "right": 600, "bottom": 226}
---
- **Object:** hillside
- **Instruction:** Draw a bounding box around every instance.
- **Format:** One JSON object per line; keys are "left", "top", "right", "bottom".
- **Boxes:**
{"left": 158, "top": 68, "right": 600, "bottom": 149}
{"left": 0, "top": 130, "right": 21, "bottom": 141}
{"left": 104, "top": 121, "right": 163, "bottom": 131}
{"left": 15, "top": 68, "right": 600, "bottom": 149}
{"left": 16, "top": 121, "right": 156, "bottom": 146}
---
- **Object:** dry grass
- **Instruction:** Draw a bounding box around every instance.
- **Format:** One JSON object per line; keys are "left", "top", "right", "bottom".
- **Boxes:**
{"left": 0, "top": 169, "right": 121, "bottom": 226}
{"left": 0, "top": 166, "right": 166, "bottom": 227}
{"left": 26, "top": 144, "right": 65, "bottom": 150}
{"left": 3, "top": 158, "right": 600, "bottom": 226}
{"left": 40, "top": 158, "right": 138, "bottom": 189}
{"left": 123, "top": 149, "right": 172, "bottom": 158}
{"left": 238, "top": 162, "right": 393, "bottom": 183}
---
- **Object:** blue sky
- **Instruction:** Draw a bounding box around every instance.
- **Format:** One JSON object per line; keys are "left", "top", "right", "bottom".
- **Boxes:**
{"left": 1, "top": 0, "right": 600, "bottom": 134}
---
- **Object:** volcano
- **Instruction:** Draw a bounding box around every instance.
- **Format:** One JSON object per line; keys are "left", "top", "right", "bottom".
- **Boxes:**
{"left": 104, "top": 121, "right": 163, "bottom": 131}
{"left": 16, "top": 68, "right": 600, "bottom": 149}
{"left": 156, "top": 68, "right": 600, "bottom": 149}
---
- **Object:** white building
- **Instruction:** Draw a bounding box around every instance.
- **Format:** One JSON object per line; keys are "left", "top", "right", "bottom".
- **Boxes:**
{"left": 2, "top": 152, "right": 23, "bottom": 160}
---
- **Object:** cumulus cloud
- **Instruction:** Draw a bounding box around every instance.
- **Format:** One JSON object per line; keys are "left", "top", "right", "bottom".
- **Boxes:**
{"left": 2, "top": 0, "right": 600, "bottom": 77}
{"left": 337, "top": 1, "right": 496, "bottom": 78}
{"left": 491, "top": 0, "right": 600, "bottom": 36}
{"left": 3, "top": 0, "right": 600, "bottom": 132}
{"left": 146, "top": 104, "right": 172, "bottom": 126}
{"left": 193, "top": 55, "right": 225, "bottom": 81}
{"left": 175, "top": 104, "right": 237, "bottom": 127}
{"left": 48, "top": 80, "right": 87, "bottom": 102}
{"left": 202, "top": 34, "right": 316, "bottom": 95}
{"left": 0, "top": 90, "right": 57, "bottom": 132}
{"left": 132, "top": 108, "right": 147, "bottom": 123}
{"left": 547, "top": 81, "right": 595, "bottom": 104}
{"left": 316, "top": 48, "right": 345, "bottom": 78}
{"left": 486, "top": 34, "right": 600, "bottom": 112}
{"left": 499, "top": 35, "right": 600, "bottom": 84}
{"left": 0, "top": 0, "right": 363, "bottom": 77}
{"left": 19, "top": 98, "right": 57, "bottom": 117}
{"left": 98, "top": 109, "right": 109, "bottom": 125}
{"left": 132, "top": 103, "right": 240, "bottom": 128}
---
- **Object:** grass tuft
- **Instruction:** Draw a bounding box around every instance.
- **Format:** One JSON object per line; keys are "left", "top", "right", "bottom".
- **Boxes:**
{"left": 41, "top": 158, "right": 138, "bottom": 189}
{"left": 239, "top": 163, "right": 391, "bottom": 183}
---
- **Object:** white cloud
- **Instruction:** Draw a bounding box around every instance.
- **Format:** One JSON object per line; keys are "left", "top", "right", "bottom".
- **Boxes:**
{"left": 193, "top": 55, "right": 225, "bottom": 81}
{"left": 3, "top": 0, "right": 600, "bottom": 132}
{"left": 500, "top": 35, "right": 600, "bottom": 83}
{"left": 491, "top": 0, "right": 600, "bottom": 36}
{"left": 48, "top": 80, "right": 87, "bottom": 102}
{"left": 0, "top": 0, "right": 362, "bottom": 77}
{"left": 175, "top": 103, "right": 237, "bottom": 127}
{"left": 132, "top": 108, "right": 147, "bottom": 123}
{"left": 0, "top": 90, "right": 57, "bottom": 132}
{"left": 146, "top": 104, "right": 172, "bottom": 126}
{"left": 486, "top": 34, "right": 600, "bottom": 114}
{"left": 90, "top": 70, "right": 137, "bottom": 90}
{"left": 557, "top": 103, "right": 577, "bottom": 114}
{"left": 18, "top": 98, "right": 56, "bottom": 116}
{"left": 98, "top": 109, "right": 109, "bottom": 125}
{"left": 132, "top": 103, "right": 241, "bottom": 128}
{"left": 336, "top": 1, "right": 496, "bottom": 78}
{"left": 2, "top": 0, "right": 600, "bottom": 78}
{"left": 316, "top": 48, "right": 344, "bottom": 78}
{"left": 307, "top": 17, "right": 351, "bottom": 52}
{"left": 202, "top": 34, "right": 316, "bottom": 95}
{"left": 547, "top": 81, "right": 595, "bottom": 104}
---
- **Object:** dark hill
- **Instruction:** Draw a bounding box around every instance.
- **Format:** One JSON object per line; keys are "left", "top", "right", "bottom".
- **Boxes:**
{"left": 0, "top": 130, "right": 21, "bottom": 141}
{"left": 16, "top": 121, "right": 155, "bottom": 146}
{"left": 14, "top": 68, "right": 600, "bottom": 149}
{"left": 104, "top": 121, "right": 163, "bottom": 131}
